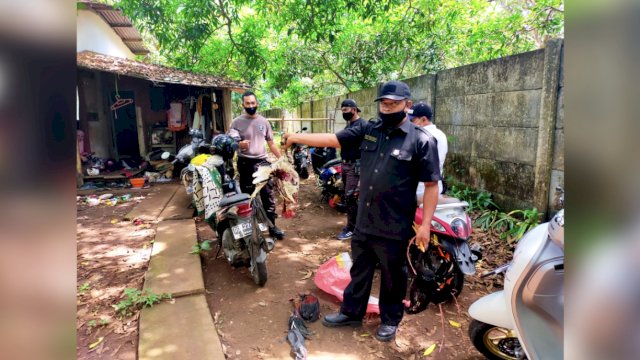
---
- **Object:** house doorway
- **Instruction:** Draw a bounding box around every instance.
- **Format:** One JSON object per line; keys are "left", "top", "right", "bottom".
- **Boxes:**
{"left": 109, "top": 91, "right": 139, "bottom": 160}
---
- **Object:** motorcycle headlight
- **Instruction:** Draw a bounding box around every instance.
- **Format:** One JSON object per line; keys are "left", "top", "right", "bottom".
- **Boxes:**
{"left": 451, "top": 218, "right": 470, "bottom": 240}
{"left": 431, "top": 220, "right": 446, "bottom": 233}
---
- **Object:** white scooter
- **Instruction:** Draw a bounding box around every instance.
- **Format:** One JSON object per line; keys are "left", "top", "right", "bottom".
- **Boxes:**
{"left": 468, "top": 192, "right": 564, "bottom": 359}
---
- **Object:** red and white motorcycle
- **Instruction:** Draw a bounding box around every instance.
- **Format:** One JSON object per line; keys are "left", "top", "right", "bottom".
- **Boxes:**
{"left": 406, "top": 195, "right": 481, "bottom": 313}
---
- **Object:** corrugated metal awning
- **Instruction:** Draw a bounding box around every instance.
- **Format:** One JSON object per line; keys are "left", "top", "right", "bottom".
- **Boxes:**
{"left": 79, "top": 0, "right": 149, "bottom": 55}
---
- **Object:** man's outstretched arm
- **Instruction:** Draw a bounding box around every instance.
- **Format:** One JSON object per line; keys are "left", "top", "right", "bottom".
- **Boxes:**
{"left": 282, "top": 133, "right": 340, "bottom": 151}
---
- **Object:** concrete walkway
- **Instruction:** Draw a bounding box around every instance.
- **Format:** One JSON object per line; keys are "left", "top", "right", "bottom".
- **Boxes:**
{"left": 133, "top": 184, "right": 225, "bottom": 360}
{"left": 124, "top": 184, "right": 180, "bottom": 221}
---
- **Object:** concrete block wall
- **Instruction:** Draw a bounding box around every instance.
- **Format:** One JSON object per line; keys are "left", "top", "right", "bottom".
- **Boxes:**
{"left": 265, "top": 39, "right": 564, "bottom": 214}
{"left": 436, "top": 48, "right": 546, "bottom": 211}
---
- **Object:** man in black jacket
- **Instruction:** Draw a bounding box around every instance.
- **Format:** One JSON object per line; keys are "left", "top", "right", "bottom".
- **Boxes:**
{"left": 282, "top": 81, "right": 441, "bottom": 341}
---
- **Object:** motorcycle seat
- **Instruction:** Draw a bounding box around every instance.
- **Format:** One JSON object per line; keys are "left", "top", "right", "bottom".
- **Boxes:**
{"left": 434, "top": 195, "right": 469, "bottom": 210}
{"left": 219, "top": 193, "right": 250, "bottom": 207}
{"left": 438, "top": 195, "right": 462, "bottom": 204}
{"left": 323, "top": 158, "right": 342, "bottom": 168}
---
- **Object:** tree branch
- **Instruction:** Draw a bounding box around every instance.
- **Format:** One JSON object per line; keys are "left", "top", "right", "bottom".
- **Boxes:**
{"left": 398, "top": 50, "right": 411, "bottom": 78}
{"left": 216, "top": 0, "right": 269, "bottom": 73}
{"left": 320, "top": 52, "right": 352, "bottom": 92}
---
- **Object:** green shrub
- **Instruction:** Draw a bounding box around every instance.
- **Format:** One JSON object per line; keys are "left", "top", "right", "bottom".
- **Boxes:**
{"left": 476, "top": 208, "right": 541, "bottom": 243}
{"left": 113, "top": 288, "right": 171, "bottom": 317}
{"left": 190, "top": 240, "right": 212, "bottom": 254}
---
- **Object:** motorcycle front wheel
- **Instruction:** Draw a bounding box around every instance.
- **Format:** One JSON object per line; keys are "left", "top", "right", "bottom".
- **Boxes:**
{"left": 251, "top": 258, "right": 268, "bottom": 286}
{"left": 249, "top": 238, "right": 268, "bottom": 286}
{"left": 468, "top": 320, "right": 525, "bottom": 360}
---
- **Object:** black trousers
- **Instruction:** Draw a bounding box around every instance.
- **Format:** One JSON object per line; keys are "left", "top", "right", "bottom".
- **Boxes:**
{"left": 341, "top": 162, "right": 359, "bottom": 231}
{"left": 340, "top": 232, "right": 409, "bottom": 326}
{"left": 237, "top": 156, "right": 277, "bottom": 224}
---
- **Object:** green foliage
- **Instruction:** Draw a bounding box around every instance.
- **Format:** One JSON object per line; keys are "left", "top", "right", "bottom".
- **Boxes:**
{"left": 475, "top": 208, "right": 542, "bottom": 243}
{"left": 113, "top": 288, "right": 172, "bottom": 317}
{"left": 78, "top": 282, "right": 91, "bottom": 295}
{"left": 448, "top": 181, "right": 541, "bottom": 243}
{"left": 502, "top": 208, "right": 542, "bottom": 243}
{"left": 448, "top": 184, "right": 499, "bottom": 212}
{"left": 190, "top": 240, "right": 212, "bottom": 254}
{"left": 475, "top": 209, "right": 498, "bottom": 231}
{"left": 86, "top": 318, "right": 109, "bottom": 331}
{"left": 475, "top": 191, "right": 500, "bottom": 212}
{"left": 116, "top": 0, "right": 564, "bottom": 109}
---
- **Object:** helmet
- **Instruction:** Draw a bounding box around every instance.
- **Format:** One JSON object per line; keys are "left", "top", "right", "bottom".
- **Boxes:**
{"left": 211, "top": 134, "right": 238, "bottom": 159}
{"left": 189, "top": 128, "right": 204, "bottom": 139}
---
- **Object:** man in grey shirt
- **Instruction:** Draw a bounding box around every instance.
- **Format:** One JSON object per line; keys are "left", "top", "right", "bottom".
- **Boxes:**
{"left": 228, "top": 91, "right": 285, "bottom": 239}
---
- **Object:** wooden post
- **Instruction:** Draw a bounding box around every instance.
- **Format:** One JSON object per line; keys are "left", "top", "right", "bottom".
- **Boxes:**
{"left": 135, "top": 106, "right": 146, "bottom": 157}
{"left": 222, "top": 88, "right": 233, "bottom": 132}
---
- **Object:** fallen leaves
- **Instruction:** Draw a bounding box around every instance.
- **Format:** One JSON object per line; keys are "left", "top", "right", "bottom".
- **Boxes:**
{"left": 298, "top": 269, "right": 313, "bottom": 280}
{"left": 88, "top": 336, "right": 104, "bottom": 350}
{"left": 423, "top": 343, "right": 437, "bottom": 356}
{"left": 448, "top": 320, "right": 461, "bottom": 328}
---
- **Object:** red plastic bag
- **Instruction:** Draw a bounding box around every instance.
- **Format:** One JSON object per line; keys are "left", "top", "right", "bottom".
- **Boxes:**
{"left": 314, "top": 252, "right": 380, "bottom": 314}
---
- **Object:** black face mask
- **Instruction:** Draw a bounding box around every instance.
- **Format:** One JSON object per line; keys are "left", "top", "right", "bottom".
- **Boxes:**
{"left": 379, "top": 110, "right": 406, "bottom": 127}
{"left": 244, "top": 106, "right": 257, "bottom": 115}
{"left": 342, "top": 112, "right": 354, "bottom": 121}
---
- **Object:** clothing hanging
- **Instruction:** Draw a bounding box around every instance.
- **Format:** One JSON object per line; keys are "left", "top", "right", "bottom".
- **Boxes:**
{"left": 167, "top": 101, "right": 186, "bottom": 131}
{"left": 192, "top": 95, "right": 203, "bottom": 131}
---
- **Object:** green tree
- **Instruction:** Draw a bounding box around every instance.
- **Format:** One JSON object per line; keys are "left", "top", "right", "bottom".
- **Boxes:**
{"left": 116, "top": 0, "right": 563, "bottom": 109}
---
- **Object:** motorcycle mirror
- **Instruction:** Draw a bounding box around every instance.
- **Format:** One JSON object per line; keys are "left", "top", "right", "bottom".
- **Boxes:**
{"left": 302, "top": 127, "right": 308, "bottom": 131}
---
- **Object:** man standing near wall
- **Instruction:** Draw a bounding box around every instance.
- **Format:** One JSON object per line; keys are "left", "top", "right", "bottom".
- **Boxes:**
{"left": 336, "top": 99, "right": 366, "bottom": 241}
{"left": 281, "top": 81, "right": 441, "bottom": 342}
{"left": 409, "top": 102, "right": 448, "bottom": 195}
{"left": 228, "top": 91, "right": 285, "bottom": 240}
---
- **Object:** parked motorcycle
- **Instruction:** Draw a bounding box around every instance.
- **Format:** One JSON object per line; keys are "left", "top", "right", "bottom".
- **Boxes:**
{"left": 316, "top": 158, "right": 346, "bottom": 212}
{"left": 467, "top": 189, "right": 564, "bottom": 359}
{"left": 173, "top": 129, "right": 209, "bottom": 175}
{"left": 406, "top": 195, "right": 481, "bottom": 313}
{"left": 291, "top": 127, "right": 311, "bottom": 180}
{"left": 183, "top": 134, "right": 275, "bottom": 286}
{"left": 310, "top": 146, "right": 337, "bottom": 176}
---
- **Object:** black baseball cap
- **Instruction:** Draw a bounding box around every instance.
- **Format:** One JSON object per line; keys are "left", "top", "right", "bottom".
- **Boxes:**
{"left": 374, "top": 80, "right": 411, "bottom": 101}
{"left": 341, "top": 99, "right": 361, "bottom": 112}
{"left": 408, "top": 102, "right": 433, "bottom": 120}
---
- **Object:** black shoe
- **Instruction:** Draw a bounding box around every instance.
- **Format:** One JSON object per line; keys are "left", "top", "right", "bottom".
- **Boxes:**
{"left": 269, "top": 226, "right": 285, "bottom": 240}
{"left": 322, "top": 312, "right": 362, "bottom": 328}
{"left": 375, "top": 324, "right": 398, "bottom": 342}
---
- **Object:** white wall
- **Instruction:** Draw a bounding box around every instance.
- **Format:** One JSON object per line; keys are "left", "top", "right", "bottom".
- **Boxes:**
{"left": 76, "top": 10, "right": 135, "bottom": 59}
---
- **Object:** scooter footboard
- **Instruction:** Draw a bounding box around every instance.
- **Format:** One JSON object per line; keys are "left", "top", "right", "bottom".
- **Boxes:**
{"left": 468, "top": 291, "right": 515, "bottom": 330}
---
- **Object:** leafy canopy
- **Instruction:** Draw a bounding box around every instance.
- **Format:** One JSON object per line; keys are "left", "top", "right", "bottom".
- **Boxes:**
{"left": 116, "top": 0, "right": 563, "bottom": 109}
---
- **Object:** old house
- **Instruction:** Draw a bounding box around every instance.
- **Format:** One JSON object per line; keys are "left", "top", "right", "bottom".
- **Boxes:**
{"left": 76, "top": 0, "right": 249, "bottom": 183}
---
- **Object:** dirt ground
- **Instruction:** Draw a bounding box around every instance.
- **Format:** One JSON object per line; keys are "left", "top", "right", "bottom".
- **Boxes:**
{"left": 198, "top": 174, "right": 510, "bottom": 360}
{"left": 75, "top": 175, "right": 512, "bottom": 360}
{"left": 76, "top": 187, "right": 158, "bottom": 359}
